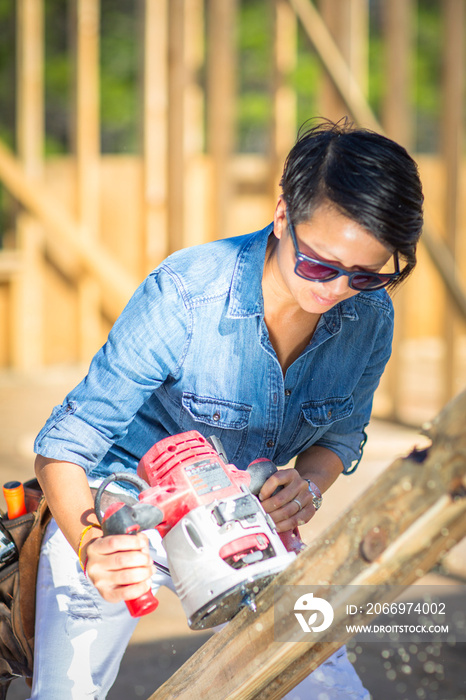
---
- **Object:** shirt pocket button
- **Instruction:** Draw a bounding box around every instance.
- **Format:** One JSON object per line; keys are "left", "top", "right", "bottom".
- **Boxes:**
{"left": 327, "top": 410, "right": 332, "bottom": 418}
{"left": 213, "top": 412, "right": 221, "bottom": 422}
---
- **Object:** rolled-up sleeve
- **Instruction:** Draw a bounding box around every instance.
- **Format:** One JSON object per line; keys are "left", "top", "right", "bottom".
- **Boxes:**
{"left": 314, "top": 302, "right": 394, "bottom": 474}
{"left": 34, "top": 267, "right": 191, "bottom": 472}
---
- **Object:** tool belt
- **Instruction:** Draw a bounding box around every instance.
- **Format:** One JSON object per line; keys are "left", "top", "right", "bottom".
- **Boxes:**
{"left": 0, "top": 493, "right": 51, "bottom": 695}
{"left": 0, "top": 478, "right": 135, "bottom": 698}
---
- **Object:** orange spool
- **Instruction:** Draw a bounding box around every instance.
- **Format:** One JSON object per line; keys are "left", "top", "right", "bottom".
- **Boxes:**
{"left": 3, "top": 481, "right": 27, "bottom": 519}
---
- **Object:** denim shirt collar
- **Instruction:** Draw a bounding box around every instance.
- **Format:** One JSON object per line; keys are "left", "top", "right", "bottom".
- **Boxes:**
{"left": 227, "top": 224, "right": 271, "bottom": 318}
{"left": 226, "top": 222, "right": 359, "bottom": 335}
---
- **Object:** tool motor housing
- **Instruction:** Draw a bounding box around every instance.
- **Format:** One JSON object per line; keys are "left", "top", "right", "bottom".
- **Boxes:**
{"left": 136, "top": 430, "right": 296, "bottom": 628}
{"left": 163, "top": 495, "right": 294, "bottom": 629}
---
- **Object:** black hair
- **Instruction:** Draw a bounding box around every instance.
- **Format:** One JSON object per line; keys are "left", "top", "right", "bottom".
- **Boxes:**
{"left": 280, "top": 118, "right": 424, "bottom": 288}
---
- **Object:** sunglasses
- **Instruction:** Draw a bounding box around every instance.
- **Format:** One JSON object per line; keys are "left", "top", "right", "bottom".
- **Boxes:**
{"left": 285, "top": 211, "right": 400, "bottom": 291}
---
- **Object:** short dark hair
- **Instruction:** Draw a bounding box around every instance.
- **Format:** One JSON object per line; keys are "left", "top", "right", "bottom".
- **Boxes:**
{"left": 280, "top": 118, "right": 424, "bottom": 288}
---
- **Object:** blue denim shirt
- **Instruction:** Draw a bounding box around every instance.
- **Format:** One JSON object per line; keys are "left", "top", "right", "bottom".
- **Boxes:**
{"left": 34, "top": 223, "right": 393, "bottom": 479}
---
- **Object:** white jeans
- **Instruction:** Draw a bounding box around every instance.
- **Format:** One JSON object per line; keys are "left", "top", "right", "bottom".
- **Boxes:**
{"left": 29, "top": 519, "right": 370, "bottom": 700}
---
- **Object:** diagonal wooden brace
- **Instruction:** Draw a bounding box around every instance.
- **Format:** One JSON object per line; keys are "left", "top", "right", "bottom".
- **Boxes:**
{"left": 148, "top": 389, "right": 466, "bottom": 700}
{"left": 0, "top": 140, "right": 137, "bottom": 320}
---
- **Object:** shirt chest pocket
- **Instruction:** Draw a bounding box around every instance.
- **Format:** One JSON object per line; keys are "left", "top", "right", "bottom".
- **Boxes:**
{"left": 271, "top": 394, "right": 355, "bottom": 466}
{"left": 181, "top": 393, "right": 252, "bottom": 429}
{"left": 301, "top": 394, "right": 354, "bottom": 427}
{"left": 180, "top": 393, "right": 252, "bottom": 463}
{"left": 283, "top": 394, "right": 355, "bottom": 459}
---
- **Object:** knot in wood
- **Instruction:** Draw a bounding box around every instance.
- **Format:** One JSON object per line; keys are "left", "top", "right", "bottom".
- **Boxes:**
{"left": 360, "top": 526, "right": 388, "bottom": 562}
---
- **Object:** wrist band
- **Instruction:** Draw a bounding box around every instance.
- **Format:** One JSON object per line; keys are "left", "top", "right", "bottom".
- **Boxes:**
{"left": 78, "top": 523, "right": 102, "bottom": 571}
{"left": 304, "top": 479, "right": 323, "bottom": 510}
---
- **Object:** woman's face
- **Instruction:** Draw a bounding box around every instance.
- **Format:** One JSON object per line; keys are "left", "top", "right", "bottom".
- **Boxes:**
{"left": 270, "top": 198, "right": 394, "bottom": 315}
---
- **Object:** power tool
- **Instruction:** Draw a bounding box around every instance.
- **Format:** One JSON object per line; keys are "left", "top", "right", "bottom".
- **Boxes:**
{"left": 95, "top": 430, "right": 302, "bottom": 629}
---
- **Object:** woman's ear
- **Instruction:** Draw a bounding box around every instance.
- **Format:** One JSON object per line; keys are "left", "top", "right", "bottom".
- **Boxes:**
{"left": 273, "top": 197, "right": 287, "bottom": 240}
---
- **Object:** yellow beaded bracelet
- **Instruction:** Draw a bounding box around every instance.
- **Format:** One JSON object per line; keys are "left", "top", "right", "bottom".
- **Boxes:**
{"left": 77, "top": 523, "right": 102, "bottom": 571}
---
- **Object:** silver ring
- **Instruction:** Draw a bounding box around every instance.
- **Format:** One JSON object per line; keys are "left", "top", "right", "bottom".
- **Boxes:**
{"left": 293, "top": 498, "right": 302, "bottom": 511}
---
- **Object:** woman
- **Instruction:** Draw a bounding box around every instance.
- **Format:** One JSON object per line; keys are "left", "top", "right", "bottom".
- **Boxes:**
{"left": 33, "top": 119, "right": 423, "bottom": 698}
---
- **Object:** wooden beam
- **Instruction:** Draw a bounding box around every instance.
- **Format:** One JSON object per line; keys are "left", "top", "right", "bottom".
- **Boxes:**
{"left": 73, "top": 0, "right": 102, "bottom": 361}
{"left": 166, "top": 0, "right": 205, "bottom": 250}
{"left": 167, "top": 0, "right": 186, "bottom": 254}
{"left": 140, "top": 0, "right": 169, "bottom": 274}
{"left": 0, "top": 139, "right": 137, "bottom": 320}
{"left": 13, "top": 0, "right": 45, "bottom": 370}
{"left": 206, "top": 0, "right": 236, "bottom": 240}
{"left": 289, "top": 0, "right": 377, "bottom": 129}
{"left": 441, "top": 0, "right": 464, "bottom": 404}
{"left": 148, "top": 389, "right": 466, "bottom": 699}
{"left": 318, "top": 0, "right": 369, "bottom": 123}
{"left": 380, "top": 0, "right": 415, "bottom": 420}
{"left": 73, "top": 0, "right": 100, "bottom": 233}
{"left": 269, "top": 0, "right": 297, "bottom": 200}
{"left": 422, "top": 210, "right": 466, "bottom": 322}
{"left": 0, "top": 251, "right": 22, "bottom": 281}
{"left": 382, "top": 0, "right": 414, "bottom": 148}
{"left": 264, "top": 493, "right": 466, "bottom": 699}
{"left": 183, "top": 0, "right": 206, "bottom": 247}
{"left": 184, "top": 0, "right": 204, "bottom": 159}
{"left": 17, "top": 0, "right": 43, "bottom": 177}
{"left": 11, "top": 217, "right": 45, "bottom": 369}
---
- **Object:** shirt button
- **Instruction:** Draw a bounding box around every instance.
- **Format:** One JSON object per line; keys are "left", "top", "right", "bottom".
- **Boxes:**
{"left": 284, "top": 389, "right": 291, "bottom": 396}
{"left": 267, "top": 439, "right": 275, "bottom": 448}
{"left": 213, "top": 412, "right": 220, "bottom": 421}
{"left": 327, "top": 410, "right": 332, "bottom": 418}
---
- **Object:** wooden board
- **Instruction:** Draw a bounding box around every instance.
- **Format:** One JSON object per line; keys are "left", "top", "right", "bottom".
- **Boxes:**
{"left": 148, "top": 389, "right": 466, "bottom": 700}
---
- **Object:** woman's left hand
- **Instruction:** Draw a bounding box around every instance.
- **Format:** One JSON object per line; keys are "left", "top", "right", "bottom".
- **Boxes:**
{"left": 258, "top": 468, "right": 316, "bottom": 532}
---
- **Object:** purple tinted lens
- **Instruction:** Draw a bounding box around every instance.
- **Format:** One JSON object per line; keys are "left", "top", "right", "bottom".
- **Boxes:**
{"left": 297, "top": 259, "right": 389, "bottom": 290}
{"left": 351, "top": 274, "right": 385, "bottom": 290}
{"left": 297, "top": 259, "right": 338, "bottom": 280}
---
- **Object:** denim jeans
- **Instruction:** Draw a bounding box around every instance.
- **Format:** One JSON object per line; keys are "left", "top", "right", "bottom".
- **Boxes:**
{"left": 30, "top": 518, "right": 369, "bottom": 700}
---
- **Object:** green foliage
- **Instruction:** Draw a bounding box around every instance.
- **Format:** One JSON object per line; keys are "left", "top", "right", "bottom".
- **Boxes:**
{"left": 100, "top": 0, "right": 139, "bottom": 153}
{"left": 367, "top": 34, "right": 384, "bottom": 121}
{"left": 0, "top": 0, "right": 16, "bottom": 150}
{"left": 0, "top": 0, "right": 453, "bottom": 157}
{"left": 0, "top": 0, "right": 139, "bottom": 155}
{"left": 415, "top": 0, "right": 444, "bottom": 152}
{"left": 44, "top": 0, "right": 71, "bottom": 154}
{"left": 236, "top": 0, "right": 322, "bottom": 152}
{"left": 236, "top": 0, "right": 272, "bottom": 152}
{"left": 293, "top": 26, "right": 321, "bottom": 129}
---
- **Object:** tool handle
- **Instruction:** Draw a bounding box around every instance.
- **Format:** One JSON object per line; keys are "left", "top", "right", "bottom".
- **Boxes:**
{"left": 126, "top": 590, "right": 159, "bottom": 617}
{"left": 246, "top": 460, "right": 306, "bottom": 553}
{"left": 246, "top": 459, "right": 278, "bottom": 495}
{"left": 279, "top": 528, "right": 306, "bottom": 554}
{"left": 96, "top": 474, "right": 163, "bottom": 618}
{"left": 246, "top": 459, "right": 286, "bottom": 499}
{"left": 3, "top": 481, "right": 27, "bottom": 519}
{"left": 101, "top": 502, "right": 162, "bottom": 617}
{"left": 94, "top": 472, "right": 150, "bottom": 526}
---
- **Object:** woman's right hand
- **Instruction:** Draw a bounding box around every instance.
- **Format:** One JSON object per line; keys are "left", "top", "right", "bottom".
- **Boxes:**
{"left": 83, "top": 533, "right": 156, "bottom": 603}
{"left": 34, "top": 456, "right": 156, "bottom": 604}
